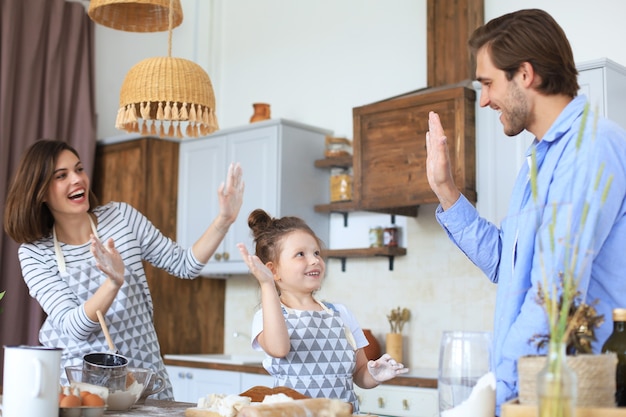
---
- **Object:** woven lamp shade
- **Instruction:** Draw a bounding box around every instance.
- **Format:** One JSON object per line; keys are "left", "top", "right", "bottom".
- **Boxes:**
{"left": 88, "top": 0, "right": 183, "bottom": 32}
{"left": 116, "top": 56, "right": 219, "bottom": 138}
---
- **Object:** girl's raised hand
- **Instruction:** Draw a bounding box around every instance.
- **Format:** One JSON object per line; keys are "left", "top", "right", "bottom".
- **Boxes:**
{"left": 237, "top": 243, "right": 274, "bottom": 285}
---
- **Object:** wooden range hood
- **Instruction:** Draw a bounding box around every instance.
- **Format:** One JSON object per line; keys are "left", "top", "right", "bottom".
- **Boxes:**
{"left": 348, "top": 0, "right": 484, "bottom": 217}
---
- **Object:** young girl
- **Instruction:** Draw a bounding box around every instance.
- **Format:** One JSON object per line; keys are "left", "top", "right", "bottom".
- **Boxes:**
{"left": 237, "top": 209, "right": 408, "bottom": 412}
{"left": 3, "top": 140, "right": 244, "bottom": 399}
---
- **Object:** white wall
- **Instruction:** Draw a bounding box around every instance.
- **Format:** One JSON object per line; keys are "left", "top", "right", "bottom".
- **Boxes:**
{"left": 94, "top": 0, "right": 626, "bottom": 372}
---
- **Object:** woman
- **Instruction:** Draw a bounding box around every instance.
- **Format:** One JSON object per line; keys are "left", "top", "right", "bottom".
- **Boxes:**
{"left": 3, "top": 139, "right": 244, "bottom": 399}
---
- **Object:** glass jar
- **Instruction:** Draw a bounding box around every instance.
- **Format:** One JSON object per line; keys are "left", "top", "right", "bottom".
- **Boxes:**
{"left": 330, "top": 168, "right": 353, "bottom": 202}
{"left": 383, "top": 226, "right": 399, "bottom": 247}
{"left": 368, "top": 226, "right": 383, "bottom": 248}
{"left": 537, "top": 341, "right": 577, "bottom": 417}
{"left": 324, "top": 136, "right": 352, "bottom": 158}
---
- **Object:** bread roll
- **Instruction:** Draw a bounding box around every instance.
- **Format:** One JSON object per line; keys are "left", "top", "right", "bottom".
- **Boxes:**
{"left": 237, "top": 398, "right": 351, "bottom": 417}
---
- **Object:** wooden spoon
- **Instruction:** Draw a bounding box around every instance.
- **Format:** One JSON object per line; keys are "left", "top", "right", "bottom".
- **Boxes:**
{"left": 96, "top": 309, "right": 118, "bottom": 353}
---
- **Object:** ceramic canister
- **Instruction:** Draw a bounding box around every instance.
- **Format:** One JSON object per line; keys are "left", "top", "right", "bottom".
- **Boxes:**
{"left": 2, "top": 345, "right": 63, "bottom": 417}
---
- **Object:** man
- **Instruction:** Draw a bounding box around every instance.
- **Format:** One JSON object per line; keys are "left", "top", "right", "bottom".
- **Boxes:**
{"left": 425, "top": 8, "right": 626, "bottom": 413}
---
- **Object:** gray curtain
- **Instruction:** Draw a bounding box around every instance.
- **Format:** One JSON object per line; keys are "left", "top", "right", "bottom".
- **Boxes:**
{"left": 0, "top": 0, "right": 96, "bottom": 386}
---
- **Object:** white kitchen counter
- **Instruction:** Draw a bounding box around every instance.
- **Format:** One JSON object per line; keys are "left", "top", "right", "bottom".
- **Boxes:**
{"left": 163, "top": 353, "right": 264, "bottom": 365}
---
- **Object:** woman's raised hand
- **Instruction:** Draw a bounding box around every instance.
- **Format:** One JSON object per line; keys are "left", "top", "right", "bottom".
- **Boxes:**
{"left": 216, "top": 162, "right": 245, "bottom": 230}
{"left": 90, "top": 236, "right": 125, "bottom": 287}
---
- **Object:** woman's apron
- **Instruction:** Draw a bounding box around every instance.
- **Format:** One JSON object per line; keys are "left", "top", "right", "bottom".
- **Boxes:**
{"left": 42, "top": 217, "right": 174, "bottom": 399}
{"left": 266, "top": 301, "right": 359, "bottom": 412}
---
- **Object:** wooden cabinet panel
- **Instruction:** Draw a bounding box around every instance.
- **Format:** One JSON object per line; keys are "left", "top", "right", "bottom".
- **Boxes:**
{"left": 427, "top": 0, "right": 484, "bottom": 87}
{"left": 352, "top": 83, "right": 476, "bottom": 216}
{"left": 92, "top": 137, "right": 225, "bottom": 355}
{"left": 92, "top": 140, "right": 146, "bottom": 210}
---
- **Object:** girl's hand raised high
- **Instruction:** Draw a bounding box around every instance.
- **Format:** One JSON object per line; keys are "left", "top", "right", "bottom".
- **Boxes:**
{"left": 237, "top": 243, "right": 274, "bottom": 286}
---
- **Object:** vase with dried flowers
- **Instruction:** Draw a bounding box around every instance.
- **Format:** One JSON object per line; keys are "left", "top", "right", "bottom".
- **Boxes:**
{"left": 386, "top": 307, "right": 410, "bottom": 363}
{"left": 523, "top": 104, "right": 617, "bottom": 416}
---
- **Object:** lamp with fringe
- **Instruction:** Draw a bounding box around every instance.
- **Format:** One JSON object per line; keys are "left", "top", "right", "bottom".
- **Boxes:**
{"left": 114, "top": 0, "right": 218, "bottom": 138}
{"left": 116, "top": 57, "right": 219, "bottom": 138}
{"left": 88, "top": 0, "right": 183, "bottom": 32}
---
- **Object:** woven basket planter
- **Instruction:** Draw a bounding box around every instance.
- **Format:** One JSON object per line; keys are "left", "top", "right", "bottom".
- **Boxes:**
{"left": 518, "top": 353, "right": 617, "bottom": 407}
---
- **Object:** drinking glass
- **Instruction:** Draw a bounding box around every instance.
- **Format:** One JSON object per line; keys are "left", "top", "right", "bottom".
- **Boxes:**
{"left": 438, "top": 331, "right": 494, "bottom": 416}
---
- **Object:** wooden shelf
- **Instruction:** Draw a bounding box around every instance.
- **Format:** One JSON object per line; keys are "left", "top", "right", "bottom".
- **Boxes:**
{"left": 323, "top": 247, "right": 407, "bottom": 272}
{"left": 314, "top": 156, "right": 353, "bottom": 168}
{"left": 314, "top": 200, "right": 360, "bottom": 226}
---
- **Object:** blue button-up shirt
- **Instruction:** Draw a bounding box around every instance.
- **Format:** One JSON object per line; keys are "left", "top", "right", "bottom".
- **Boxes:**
{"left": 436, "top": 95, "right": 626, "bottom": 414}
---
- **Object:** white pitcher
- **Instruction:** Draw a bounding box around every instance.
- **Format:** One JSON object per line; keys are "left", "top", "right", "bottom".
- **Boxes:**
{"left": 2, "top": 345, "right": 63, "bottom": 417}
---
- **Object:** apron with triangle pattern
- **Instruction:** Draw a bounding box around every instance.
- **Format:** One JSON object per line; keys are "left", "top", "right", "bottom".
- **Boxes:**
{"left": 266, "top": 302, "right": 359, "bottom": 412}
{"left": 39, "top": 216, "right": 174, "bottom": 399}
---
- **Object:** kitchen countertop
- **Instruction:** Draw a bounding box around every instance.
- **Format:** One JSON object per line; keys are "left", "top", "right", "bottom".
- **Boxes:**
{"left": 0, "top": 397, "right": 193, "bottom": 417}
{"left": 163, "top": 355, "right": 438, "bottom": 389}
{"left": 103, "top": 399, "right": 194, "bottom": 416}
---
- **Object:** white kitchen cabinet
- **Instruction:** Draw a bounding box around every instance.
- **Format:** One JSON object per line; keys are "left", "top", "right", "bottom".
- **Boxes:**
{"left": 177, "top": 119, "right": 332, "bottom": 277}
{"left": 165, "top": 365, "right": 274, "bottom": 403}
{"left": 475, "top": 57, "right": 626, "bottom": 226}
{"left": 354, "top": 385, "right": 438, "bottom": 417}
{"left": 166, "top": 366, "right": 240, "bottom": 403}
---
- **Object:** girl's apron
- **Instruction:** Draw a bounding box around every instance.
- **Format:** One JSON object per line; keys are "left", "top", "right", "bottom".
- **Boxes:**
{"left": 266, "top": 301, "right": 359, "bottom": 412}
{"left": 42, "top": 216, "right": 174, "bottom": 399}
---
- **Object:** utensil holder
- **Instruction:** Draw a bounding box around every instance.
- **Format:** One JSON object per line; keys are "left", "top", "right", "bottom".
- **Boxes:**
{"left": 386, "top": 333, "right": 403, "bottom": 363}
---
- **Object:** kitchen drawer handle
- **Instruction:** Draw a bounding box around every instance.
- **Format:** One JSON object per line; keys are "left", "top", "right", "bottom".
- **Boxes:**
{"left": 214, "top": 253, "right": 222, "bottom": 261}
{"left": 377, "top": 397, "right": 385, "bottom": 408}
{"left": 402, "top": 399, "right": 409, "bottom": 410}
{"left": 223, "top": 252, "right": 230, "bottom": 261}
{"left": 186, "top": 372, "right": 193, "bottom": 379}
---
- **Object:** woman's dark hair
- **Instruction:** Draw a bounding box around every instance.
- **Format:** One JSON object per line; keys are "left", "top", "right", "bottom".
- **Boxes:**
{"left": 469, "top": 8, "right": 579, "bottom": 97}
{"left": 3, "top": 140, "right": 99, "bottom": 243}
{"left": 248, "top": 209, "right": 324, "bottom": 265}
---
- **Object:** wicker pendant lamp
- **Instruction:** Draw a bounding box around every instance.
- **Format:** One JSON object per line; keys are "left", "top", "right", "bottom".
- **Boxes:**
{"left": 114, "top": 0, "right": 218, "bottom": 138}
{"left": 88, "top": 0, "right": 183, "bottom": 32}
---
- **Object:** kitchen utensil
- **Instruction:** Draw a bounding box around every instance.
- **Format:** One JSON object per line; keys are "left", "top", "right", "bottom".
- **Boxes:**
{"left": 82, "top": 309, "right": 128, "bottom": 390}
{"left": 82, "top": 352, "right": 128, "bottom": 392}
{"left": 438, "top": 331, "right": 494, "bottom": 416}
{"left": 135, "top": 369, "right": 167, "bottom": 404}
{"left": 2, "top": 345, "right": 63, "bottom": 417}
{"left": 67, "top": 365, "right": 156, "bottom": 411}
{"left": 96, "top": 309, "right": 117, "bottom": 353}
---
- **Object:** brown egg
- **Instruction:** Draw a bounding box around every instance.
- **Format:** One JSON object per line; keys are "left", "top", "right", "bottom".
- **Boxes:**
{"left": 59, "top": 385, "right": 70, "bottom": 404}
{"left": 60, "top": 394, "right": 82, "bottom": 407}
{"left": 82, "top": 393, "right": 105, "bottom": 407}
{"left": 80, "top": 390, "right": 91, "bottom": 400}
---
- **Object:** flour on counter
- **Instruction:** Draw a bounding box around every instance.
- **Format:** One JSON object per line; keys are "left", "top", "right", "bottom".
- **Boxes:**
{"left": 441, "top": 372, "right": 496, "bottom": 417}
